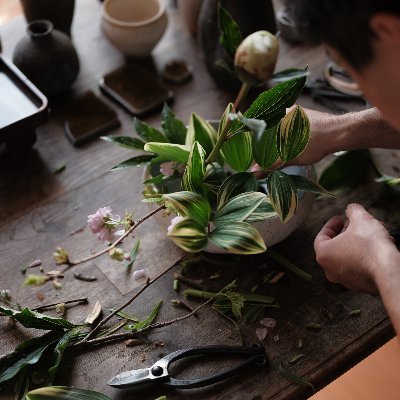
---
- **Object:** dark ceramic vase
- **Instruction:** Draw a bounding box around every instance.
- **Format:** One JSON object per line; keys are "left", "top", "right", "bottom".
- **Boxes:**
{"left": 12, "top": 20, "right": 80, "bottom": 97}
{"left": 20, "top": 0, "right": 75, "bottom": 36}
{"left": 199, "top": 0, "right": 277, "bottom": 90}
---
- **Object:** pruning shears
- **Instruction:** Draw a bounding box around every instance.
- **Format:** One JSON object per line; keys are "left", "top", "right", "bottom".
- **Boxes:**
{"left": 108, "top": 343, "right": 267, "bottom": 390}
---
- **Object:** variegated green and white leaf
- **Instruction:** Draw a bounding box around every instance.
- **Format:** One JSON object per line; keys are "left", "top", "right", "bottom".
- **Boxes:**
{"left": 167, "top": 218, "right": 208, "bottom": 253}
{"left": 218, "top": 103, "right": 234, "bottom": 137}
{"left": 278, "top": 105, "right": 310, "bottom": 163}
{"left": 202, "top": 162, "right": 227, "bottom": 194}
{"left": 209, "top": 222, "right": 266, "bottom": 254}
{"left": 182, "top": 141, "right": 206, "bottom": 194}
{"left": 244, "top": 198, "right": 277, "bottom": 223}
{"left": 221, "top": 131, "right": 253, "bottom": 172}
{"left": 185, "top": 113, "right": 217, "bottom": 156}
{"left": 143, "top": 142, "right": 191, "bottom": 163}
{"left": 252, "top": 123, "right": 280, "bottom": 169}
{"left": 217, "top": 172, "right": 258, "bottom": 209}
{"left": 214, "top": 192, "right": 267, "bottom": 226}
{"left": 134, "top": 118, "right": 168, "bottom": 143}
{"left": 267, "top": 170, "right": 298, "bottom": 223}
{"left": 290, "top": 174, "right": 334, "bottom": 197}
{"left": 161, "top": 103, "right": 187, "bottom": 145}
{"left": 163, "top": 191, "right": 211, "bottom": 226}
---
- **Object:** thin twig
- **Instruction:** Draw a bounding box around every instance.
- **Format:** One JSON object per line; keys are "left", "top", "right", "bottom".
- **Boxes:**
{"left": 79, "top": 253, "right": 186, "bottom": 344}
{"left": 32, "top": 298, "right": 88, "bottom": 311}
{"left": 62, "top": 205, "right": 165, "bottom": 273}
{"left": 173, "top": 272, "right": 203, "bottom": 290}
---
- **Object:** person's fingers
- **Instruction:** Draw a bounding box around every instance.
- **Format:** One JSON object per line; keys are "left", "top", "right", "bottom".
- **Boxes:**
{"left": 345, "top": 203, "right": 373, "bottom": 222}
{"left": 314, "top": 215, "right": 343, "bottom": 249}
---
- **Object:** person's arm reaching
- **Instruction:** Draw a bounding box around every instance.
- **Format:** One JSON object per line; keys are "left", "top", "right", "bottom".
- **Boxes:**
{"left": 314, "top": 203, "right": 400, "bottom": 335}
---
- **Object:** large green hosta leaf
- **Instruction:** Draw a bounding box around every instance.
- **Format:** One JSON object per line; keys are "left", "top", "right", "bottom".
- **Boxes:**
{"left": 185, "top": 113, "right": 217, "bottom": 156}
{"left": 167, "top": 218, "right": 208, "bottom": 253}
{"left": 163, "top": 191, "right": 211, "bottom": 226}
{"left": 267, "top": 170, "right": 298, "bottom": 223}
{"left": 277, "top": 105, "right": 310, "bottom": 163}
{"left": 209, "top": 222, "right": 266, "bottom": 254}
{"left": 182, "top": 141, "right": 206, "bottom": 194}
{"left": 161, "top": 103, "right": 187, "bottom": 145}
{"left": 143, "top": 142, "right": 191, "bottom": 163}
{"left": 221, "top": 131, "right": 253, "bottom": 172}
{"left": 217, "top": 172, "right": 258, "bottom": 209}
{"left": 214, "top": 192, "right": 267, "bottom": 226}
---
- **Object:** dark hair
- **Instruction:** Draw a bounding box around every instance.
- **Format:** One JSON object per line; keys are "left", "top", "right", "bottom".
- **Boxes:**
{"left": 292, "top": 0, "right": 400, "bottom": 70}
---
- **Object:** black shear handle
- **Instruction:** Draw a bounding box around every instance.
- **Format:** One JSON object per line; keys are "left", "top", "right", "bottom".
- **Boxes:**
{"left": 161, "top": 344, "right": 267, "bottom": 389}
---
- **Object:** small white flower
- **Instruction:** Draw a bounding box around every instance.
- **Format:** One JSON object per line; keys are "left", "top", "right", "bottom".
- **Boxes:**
{"left": 167, "top": 216, "right": 185, "bottom": 233}
{"left": 133, "top": 269, "right": 147, "bottom": 280}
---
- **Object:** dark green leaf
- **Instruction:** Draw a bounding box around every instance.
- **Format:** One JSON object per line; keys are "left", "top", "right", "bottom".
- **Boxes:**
{"left": 163, "top": 191, "right": 211, "bottom": 226}
{"left": 304, "top": 323, "right": 321, "bottom": 331}
{"left": 143, "top": 173, "right": 180, "bottom": 185}
{"left": 182, "top": 141, "right": 206, "bottom": 194}
{"left": 101, "top": 135, "right": 146, "bottom": 150}
{"left": 215, "top": 58, "right": 235, "bottom": 75}
{"left": 218, "top": 4, "right": 242, "bottom": 58}
{"left": 278, "top": 105, "right": 310, "bottom": 163}
{"left": 251, "top": 122, "right": 280, "bottom": 170}
{"left": 272, "top": 68, "right": 309, "bottom": 82}
{"left": 49, "top": 328, "right": 81, "bottom": 383}
{"left": 126, "top": 301, "right": 163, "bottom": 331}
{"left": 185, "top": 113, "right": 217, "bottom": 156}
{"left": 167, "top": 217, "right": 208, "bottom": 253}
{"left": 349, "top": 309, "right": 361, "bottom": 317}
{"left": 144, "top": 143, "right": 191, "bottom": 164}
{"left": 209, "top": 222, "right": 266, "bottom": 254}
{"left": 267, "top": 170, "right": 298, "bottom": 223}
{"left": 279, "top": 363, "right": 315, "bottom": 390}
{"left": 161, "top": 103, "right": 187, "bottom": 145}
{"left": 14, "top": 368, "right": 30, "bottom": 400}
{"left": 134, "top": 118, "right": 168, "bottom": 143}
{"left": 290, "top": 174, "right": 334, "bottom": 197}
{"left": 319, "top": 150, "right": 372, "bottom": 192}
{"left": 110, "top": 155, "right": 157, "bottom": 171}
{"left": 0, "top": 306, "right": 76, "bottom": 330}
{"left": 217, "top": 172, "right": 258, "bottom": 209}
{"left": 221, "top": 131, "right": 253, "bottom": 172}
{"left": 288, "top": 354, "right": 305, "bottom": 364}
{"left": 26, "top": 386, "right": 112, "bottom": 400}
{"left": 202, "top": 163, "right": 228, "bottom": 194}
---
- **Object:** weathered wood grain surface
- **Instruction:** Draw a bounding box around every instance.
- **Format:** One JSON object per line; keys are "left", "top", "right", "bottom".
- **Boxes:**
{"left": 0, "top": 1, "right": 398, "bottom": 399}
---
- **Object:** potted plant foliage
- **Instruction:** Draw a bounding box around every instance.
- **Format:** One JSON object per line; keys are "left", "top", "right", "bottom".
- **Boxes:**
{"left": 103, "top": 6, "right": 330, "bottom": 255}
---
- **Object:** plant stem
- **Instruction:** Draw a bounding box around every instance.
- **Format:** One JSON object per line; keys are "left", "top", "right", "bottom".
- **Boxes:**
{"left": 79, "top": 254, "right": 186, "bottom": 344}
{"left": 267, "top": 249, "right": 312, "bottom": 282}
{"left": 62, "top": 205, "right": 165, "bottom": 272}
{"left": 206, "top": 82, "right": 249, "bottom": 165}
{"left": 32, "top": 298, "right": 88, "bottom": 311}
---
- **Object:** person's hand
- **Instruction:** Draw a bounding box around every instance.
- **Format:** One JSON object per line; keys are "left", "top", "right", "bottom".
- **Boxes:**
{"left": 252, "top": 107, "right": 336, "bottom": 178}
{"left": 314, "top": 203, "right": 398, "bottom": 293}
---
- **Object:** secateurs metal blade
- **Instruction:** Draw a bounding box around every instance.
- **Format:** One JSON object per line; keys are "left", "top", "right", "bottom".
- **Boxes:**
{"left": 108, "top": 343, "right": 267, "bottom": 390}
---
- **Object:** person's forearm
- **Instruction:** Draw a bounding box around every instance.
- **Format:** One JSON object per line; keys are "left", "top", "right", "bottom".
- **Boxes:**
{"left": 329, "top": 108, "right": 400, "bottom": 153}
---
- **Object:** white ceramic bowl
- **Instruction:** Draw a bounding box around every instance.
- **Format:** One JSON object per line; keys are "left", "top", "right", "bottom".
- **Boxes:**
{"left": 101, "top": 0, "right": 168, "bottom": 58}
{"left": 143, "top": 165, "right": 316, "bottom": 254}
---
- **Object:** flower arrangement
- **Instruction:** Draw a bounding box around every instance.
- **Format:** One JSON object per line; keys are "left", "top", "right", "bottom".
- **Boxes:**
{"left": 102, "top": 6, "right": 329, "bottom": 255}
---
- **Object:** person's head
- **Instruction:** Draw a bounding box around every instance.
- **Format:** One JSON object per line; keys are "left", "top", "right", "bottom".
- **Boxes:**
{"left": 294, "top": 0, "right": 400, "bottom": 130}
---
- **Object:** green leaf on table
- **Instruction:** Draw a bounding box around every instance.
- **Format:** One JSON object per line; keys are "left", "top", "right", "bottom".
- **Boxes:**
{"left": 252, "top": 123, "right": 280, "bottom": 170}
{"left": 221, "top": 131, "right": 253, "bottom": 172}
{"left": 134, "top": 118, "right": 168, "bottom": 143}
{"left": 375, "top": 175, "right": 400, "bottom": 186}
{"left": 279, "top": 363, "right": 315, "bottom": 391}
{"left": 164, "top": 191, "right": 211, "bottom": 226}
{"left": 110, "top": 154, "right": 157, "bottom": 171}
{"left": 49, "top": 328, "right": 81, "bottom": 383}
{"left": 182, "top": 141, "right": 206, "bottom": 194}
{"left": 26, "top": 386, "right": 112, "bottom": 400}
{"left": 217, "top": 172, "right": 258, "bottom": 209}
{"left": 143, "top": 142, "right": 191, "bottom": 164}
{"left": 214, "top": 192, "right": 267, "bottom": 226}
{"left": 218, "top": 4, "right": 242, "bottom": 59}
{"left": 202, "top": 162, "right": 228, "bottom": 194}
{"left": 272, "top": 68, "right": 310, "bottom": 83}
{"left": 167, "top": 217, "right": 208, "bottom": 253}
{"left": 319, "top": 150, "right": 372, "bottom": 192}
{"left": 0, "top": 306, "right": 76, "bottom": 330}
{"left": 185, "top": 113, "right": 217, "bottom": 156}
{"left": 161, "top": 103, "right": 187, "bottom": 145}
{"left": 277, "top": 105, "right": 310, "bottom": 163}
{"left": 267, "top": 170, "right": 298, "bottom": 223}
{"left": 290, "top": 174, "right": 334, "bottom": 197}
{"left": 123, "top": 239, "right": 140, "bottom": 270}
{"left": 125, "top": 300, "right": 163, "bottom": 332}
{"left": 101, "top": 135, "right": 146, "bottom": 150}
{"left": 209, "top": 222, "right": 266, "bottom": 254}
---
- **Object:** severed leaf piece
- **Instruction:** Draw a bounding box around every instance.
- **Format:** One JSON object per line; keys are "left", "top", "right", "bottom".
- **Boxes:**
{"left": 26, "top": 386, "right": 112, "bottom": 400}
{"left": 123, "top": 239, "right": 140, "bottom": 270}
{"left": 85, "top": 301, "right": 102, "bottom": 325}
{"left": 267, "top": 170, "right": 297, "bottom": 223}
{"left": 125, "top": 301, "right": 163, "bottom": 332}
{"left": 279, "top": 363, "right": 315, "bottom": 391}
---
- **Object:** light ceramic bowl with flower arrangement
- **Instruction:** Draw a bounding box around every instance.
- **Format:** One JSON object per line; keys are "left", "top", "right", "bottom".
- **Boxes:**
{"left": 103, "top": 5, "right": 332, "bottom": 256}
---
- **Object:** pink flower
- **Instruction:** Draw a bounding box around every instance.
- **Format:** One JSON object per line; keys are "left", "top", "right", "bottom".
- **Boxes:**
{"left": 167, "top": 216, "right": 185, "bottom": 233}
{"left": 160, "top": 162, "right": 175, "bottom": 177}
{"left": 133, "top": 269, "right": 147, "bottom": 280}
{"left": 87, "top": 206, "right": 123, "bottom": 243}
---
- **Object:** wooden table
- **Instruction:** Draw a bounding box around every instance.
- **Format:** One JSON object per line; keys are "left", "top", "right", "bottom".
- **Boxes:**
{"left": 0, "top": 1, "right": 398, "bottom": 399}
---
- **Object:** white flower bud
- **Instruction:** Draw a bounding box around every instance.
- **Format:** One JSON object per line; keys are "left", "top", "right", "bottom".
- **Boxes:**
{"left": 234, "top": 31, "right": 279, "bottom": 85}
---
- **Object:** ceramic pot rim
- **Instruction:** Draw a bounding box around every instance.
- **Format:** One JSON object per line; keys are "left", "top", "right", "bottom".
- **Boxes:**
{"left": 27, "top": 19, "right": 54, "bottom": 37}
{"left": 102, "top": 0, "right": 166, "bottom": 28}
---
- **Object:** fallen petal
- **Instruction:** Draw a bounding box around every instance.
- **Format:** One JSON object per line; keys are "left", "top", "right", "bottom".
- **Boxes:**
{"left": 133, "top": 269, "right": 147, "bottom": 281}
{"left": 259, "top": 317, "right": 277, "bottom": 328}
{"left": 256, "top": 326, "right": 268, "bottom": 341}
